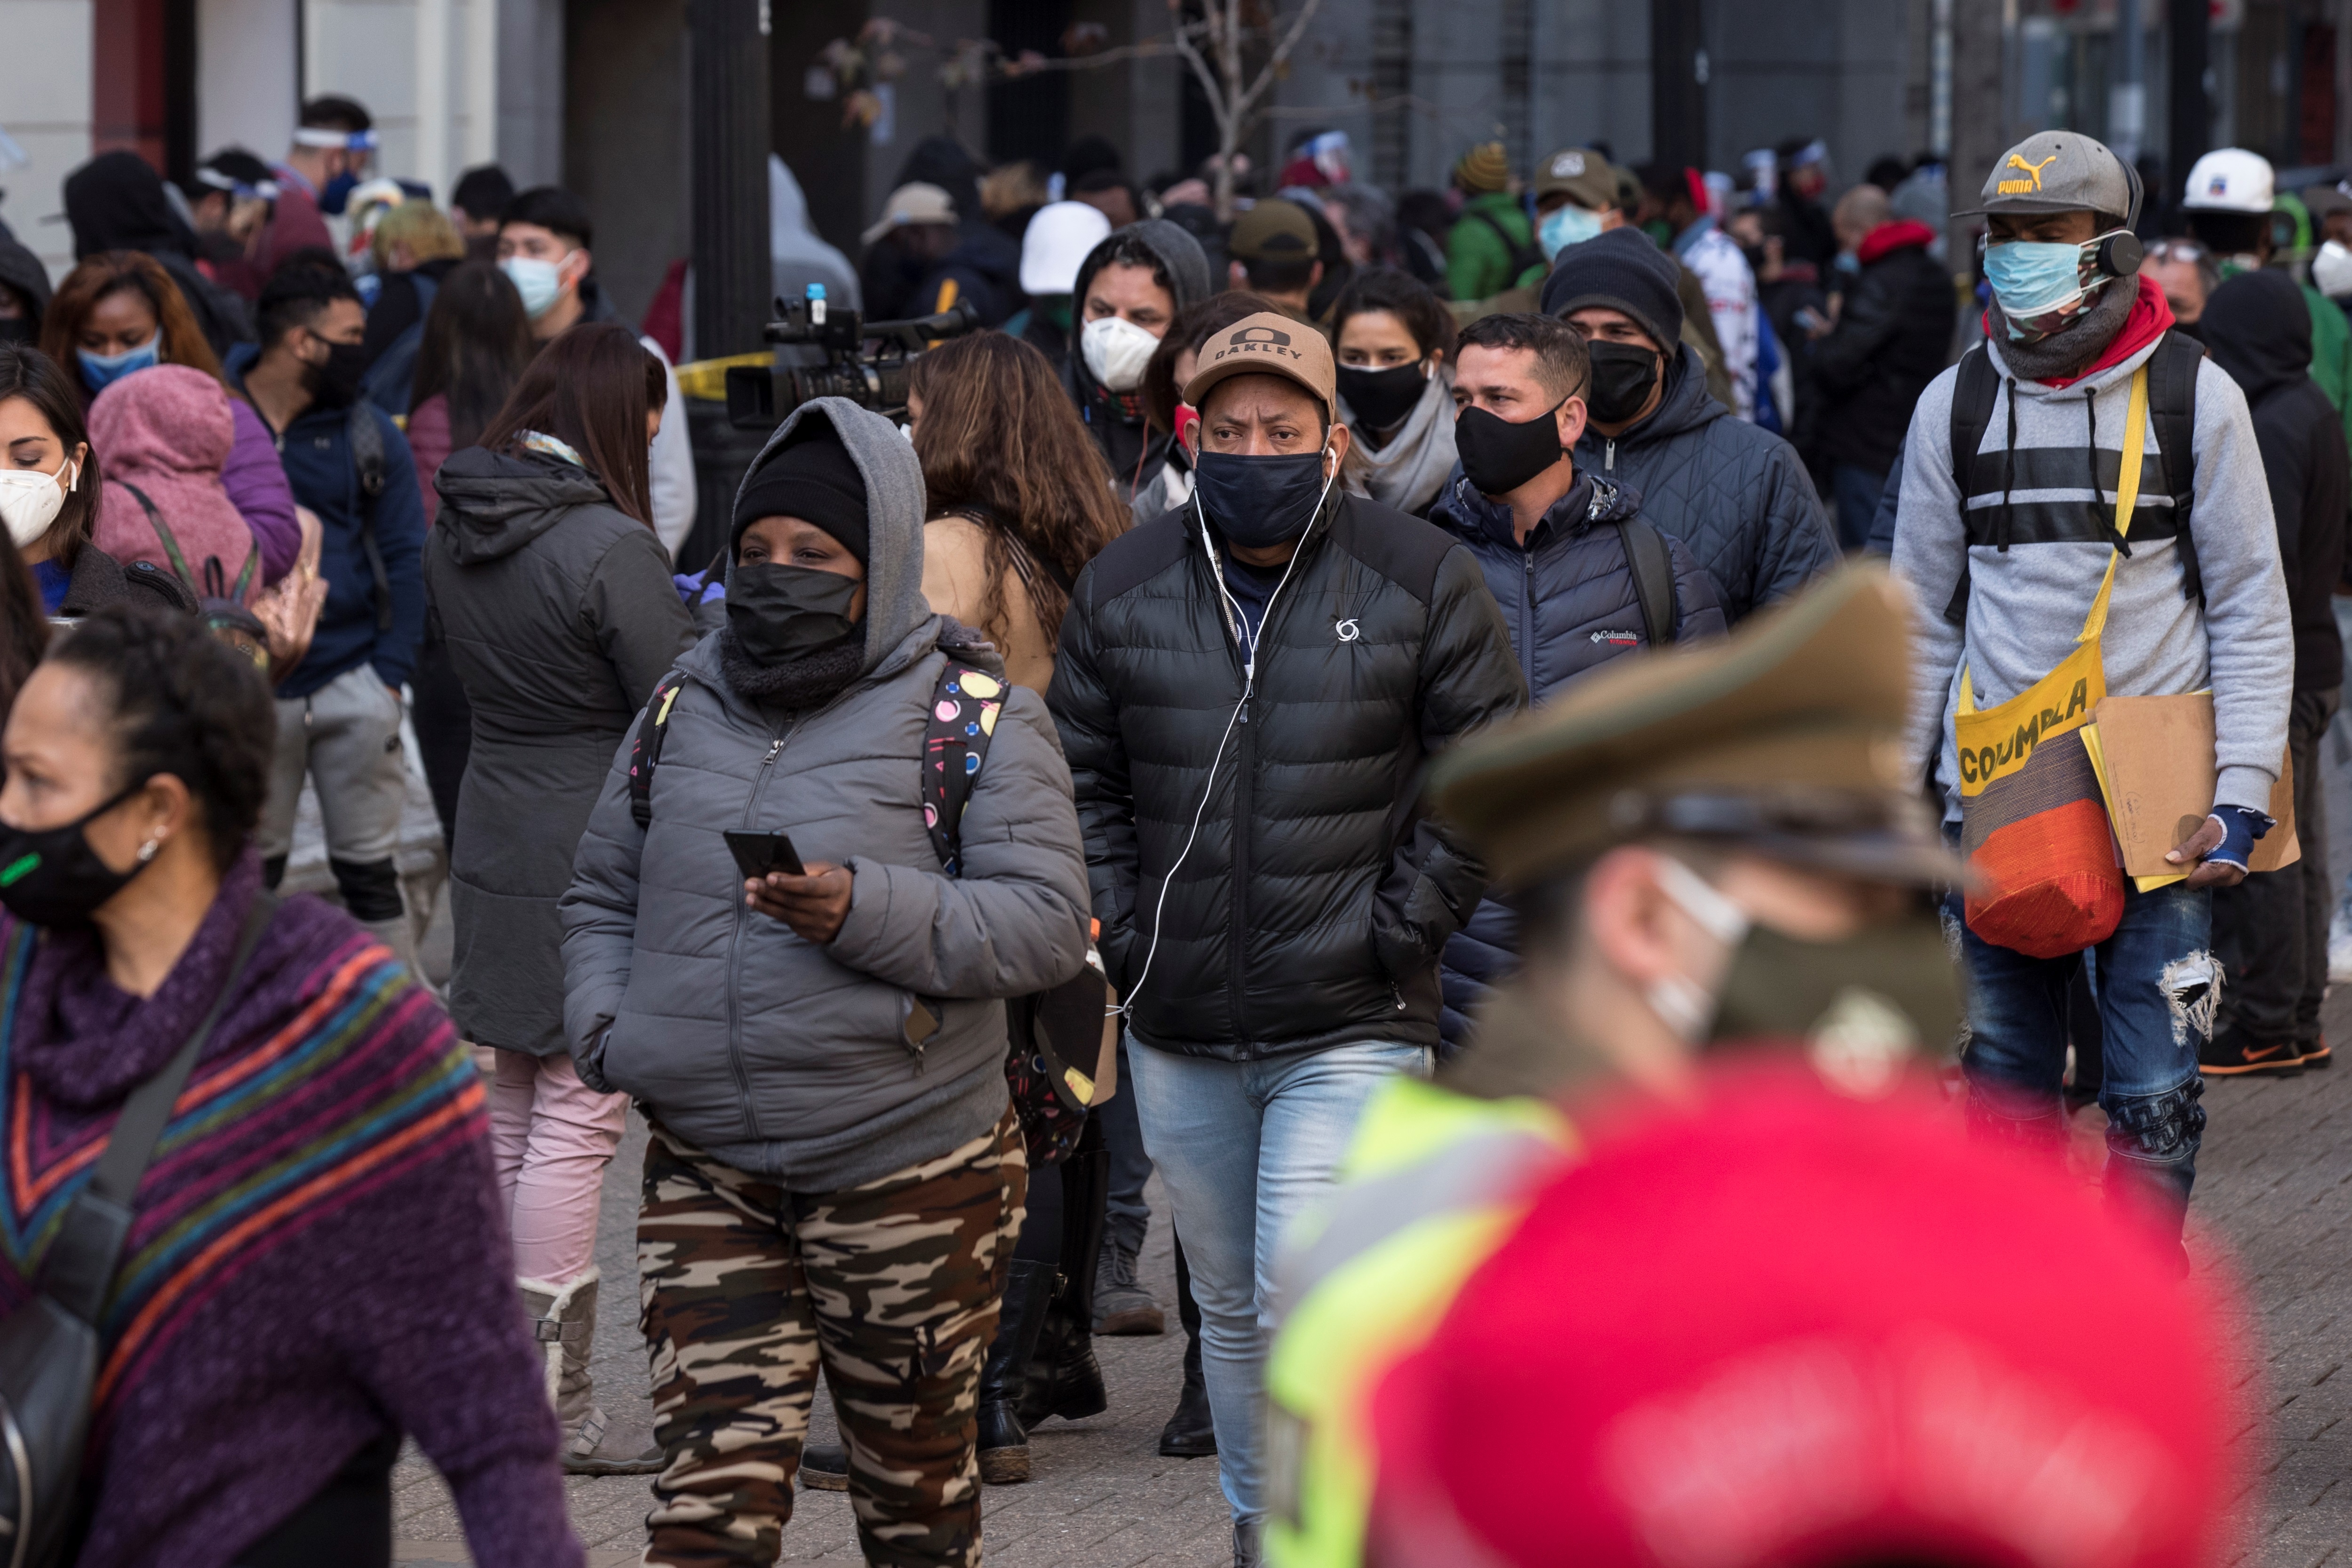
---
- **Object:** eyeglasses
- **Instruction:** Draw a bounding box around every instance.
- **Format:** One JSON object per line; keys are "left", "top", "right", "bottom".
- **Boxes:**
{"left": 2143, "top": 239, "right": 2210, "bottom": 264}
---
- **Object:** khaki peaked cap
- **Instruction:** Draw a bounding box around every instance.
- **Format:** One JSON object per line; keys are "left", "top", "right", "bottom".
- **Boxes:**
{"left": 1432, "top": 566, "right": 1957, "bottom": 887}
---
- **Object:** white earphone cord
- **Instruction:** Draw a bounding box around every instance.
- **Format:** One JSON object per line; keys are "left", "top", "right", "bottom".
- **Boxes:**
{"left": 1111, "top": 450, "right": 1336, "bottom": 1020}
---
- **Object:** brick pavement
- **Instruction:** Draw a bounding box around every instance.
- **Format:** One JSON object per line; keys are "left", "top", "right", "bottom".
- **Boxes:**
{"left": 385, "top": 847, "right": 2352, "bottom": 1565}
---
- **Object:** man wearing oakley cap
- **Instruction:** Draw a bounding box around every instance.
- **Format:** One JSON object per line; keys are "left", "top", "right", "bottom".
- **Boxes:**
{"left": 2181, "top": 146, "right": 2352, "bottom": 451}
{"left": 1892, "top": 131, "right": 2290, "bottom": 1242}
{"left": 1262, "top": 566, "right": 1964, "bottom": 1568}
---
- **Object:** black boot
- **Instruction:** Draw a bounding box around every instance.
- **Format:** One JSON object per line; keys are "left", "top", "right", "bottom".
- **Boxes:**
{"left": 1018, "top": 1124, "right": 1110, "bottom": 1426}
{"left": 977, "top": 1259, "right": 1056, "bottom": 1484}
{"left": 799, "top": 1382, "right": 849, "bottom": 1491}
{"left": 1159, "top": 1236, "right": 1216, "bottom": 1458}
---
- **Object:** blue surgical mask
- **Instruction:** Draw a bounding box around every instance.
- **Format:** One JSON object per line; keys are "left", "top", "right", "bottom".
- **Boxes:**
{"left": 1982, "top": 237, "right": 2110, "bottom": 328}
{"left": 1539, "top": 203, "right": 1605, "bottom": 262}
{"left": 77, "top": 332, "right": 161, "bottom": 393}
{"left": 320, "top": 169, "right": 360, "bottom": 216}
{"left": 501, "top": 255, "right": 568, "bottom": 319}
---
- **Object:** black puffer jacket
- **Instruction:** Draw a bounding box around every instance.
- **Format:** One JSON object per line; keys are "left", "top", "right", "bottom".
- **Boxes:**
{"left": 1049, "top": 492, "right": 1527, "bottom": 1060}
{"left": 1573, "top": 344, "right": 1838, "bottom": 622}
{"left": 1811, "top": 223, "right": 1955, "bottom": 474}
{"left": 1425, "top": 468, "right": 1726, "bottom": 1050}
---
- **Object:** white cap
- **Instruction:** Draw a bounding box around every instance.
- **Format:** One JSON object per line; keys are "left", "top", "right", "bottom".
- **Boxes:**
{"left": 861, "top": 183, "right": 957, "bottom": 247}
{"left": 1018, "top": 200, "right": 1112, "bottom": 296}
{"left": 2182, "top": 148, "right": 2276, "bottom": 213}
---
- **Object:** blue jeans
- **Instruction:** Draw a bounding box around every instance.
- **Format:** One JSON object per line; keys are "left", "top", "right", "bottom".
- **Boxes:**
{"left": 1125, "top": 1036, "right": 1432, "bottom": 1528}
{"left": 1951, "top": 874, "right": 2212, "bottom": 1233}
{"left": 1832, "top": 462, "right": 1888, "bottom": 552}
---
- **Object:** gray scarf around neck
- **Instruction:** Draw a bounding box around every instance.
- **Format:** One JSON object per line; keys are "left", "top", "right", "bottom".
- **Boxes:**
{"left": 718, "top": 629, "right": 866, "bottom": 711}
{"left": 1987, "top": 274, "right": 2137, "bottom": 384}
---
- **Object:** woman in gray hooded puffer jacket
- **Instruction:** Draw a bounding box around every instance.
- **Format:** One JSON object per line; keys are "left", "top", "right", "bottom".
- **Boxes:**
{"left": 560, "top": 398, "right": 1090, "bottom": 1567}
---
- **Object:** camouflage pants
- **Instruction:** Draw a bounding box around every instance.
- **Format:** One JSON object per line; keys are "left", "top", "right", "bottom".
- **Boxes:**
{"left": 637, "top": 1108, "right": 1027, "bottom": 1567}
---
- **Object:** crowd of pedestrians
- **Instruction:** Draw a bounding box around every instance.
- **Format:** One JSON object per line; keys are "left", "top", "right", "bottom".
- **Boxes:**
{"left": 0, "top": 89, "right": 2343, "bottom": 1568}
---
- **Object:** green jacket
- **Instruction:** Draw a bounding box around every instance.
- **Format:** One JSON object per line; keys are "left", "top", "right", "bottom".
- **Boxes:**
{"left": 1445, "top": 191, "right": 1544, "bottom": 303}
{"left": 2302, "top": 282, "right": 2352, "bottom": 450}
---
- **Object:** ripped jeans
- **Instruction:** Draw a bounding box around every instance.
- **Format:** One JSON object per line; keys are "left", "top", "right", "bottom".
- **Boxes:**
{"left": 1950, "top": 876, "right": 2213, "bottom": 1235}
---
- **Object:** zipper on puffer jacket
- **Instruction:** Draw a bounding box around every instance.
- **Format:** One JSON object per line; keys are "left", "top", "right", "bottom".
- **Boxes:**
{"left": 723, "top": 723, "right": 794, "bottom": 1141}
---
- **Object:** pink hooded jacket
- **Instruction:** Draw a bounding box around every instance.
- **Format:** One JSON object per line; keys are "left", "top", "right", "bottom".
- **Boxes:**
{"left": 90, "top": 364, "right": 262, "bottom": 604}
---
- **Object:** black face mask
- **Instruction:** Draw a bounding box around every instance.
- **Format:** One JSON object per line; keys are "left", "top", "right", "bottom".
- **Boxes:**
{"left": 1192, "top": 448, "right": 1333, "bottom": 550}
{"left": 1584, "top": 341, "right": 1662, "bottom": 425}
{"left": 0, "top": 780, "right": 153, "bottom": 928}
{"left": 726, "top": 562, "right": 862, "bottom": 666}
{"left": 1454, "top": 400, "right": 1568, "bottom": 496}
{"left": 1335, "top": 361, "right": 1428, "bottom": 432}
{"left": 307, "top": 339, "right": 370, "bottom": 409}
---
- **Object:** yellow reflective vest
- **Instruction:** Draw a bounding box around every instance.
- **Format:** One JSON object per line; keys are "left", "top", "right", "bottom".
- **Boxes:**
{"left": 1262, "top": 1076, "right": 1574, "bottom": 1568}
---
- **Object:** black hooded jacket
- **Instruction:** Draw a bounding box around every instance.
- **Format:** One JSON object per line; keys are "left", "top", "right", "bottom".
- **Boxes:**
{"left": 1049, "top": 489, "right": 1527, "bottom": 1061}
{"left": 2203, "top": 269, "right": 2351, "bottom": 691}
{"left": 62, "top": 151, "right": 252, "bottom": 357}
{"left": 0, "top": 228, "right": 52, "bottom": 336}
{"left": 1570, "top": 343, "right": 1838, "bottom": 621}
{"left": 1810, "top": 225, "right": 1954, "bottom": 474}
{"left": 1066, "top": 221, "right": 1215, "bottom": 503}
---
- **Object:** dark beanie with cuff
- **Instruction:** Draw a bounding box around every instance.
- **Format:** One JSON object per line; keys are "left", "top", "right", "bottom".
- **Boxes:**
{"left": 1539, "top": 226, "right": 1685, "bottom": 352}
{"left": 731, "top": 424, "right": 870, "bottom": 564}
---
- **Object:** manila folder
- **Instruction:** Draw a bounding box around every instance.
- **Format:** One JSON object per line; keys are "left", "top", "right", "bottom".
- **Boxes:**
{"left": 2093, "top": 693, "right": 2298, "bottom": 877}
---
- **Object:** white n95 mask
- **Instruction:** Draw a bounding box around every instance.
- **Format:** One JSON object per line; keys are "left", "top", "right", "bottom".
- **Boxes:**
{"left": 0, "top": 455, "right": 76, "bottom": 550}
{"left": 1081, "top": 314, "right": 1160, "bottom": 393}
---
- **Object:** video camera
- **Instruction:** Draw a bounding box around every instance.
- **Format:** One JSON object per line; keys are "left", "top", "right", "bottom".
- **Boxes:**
{"left": 724, "top": 287, "right": 984, "bottom": 430}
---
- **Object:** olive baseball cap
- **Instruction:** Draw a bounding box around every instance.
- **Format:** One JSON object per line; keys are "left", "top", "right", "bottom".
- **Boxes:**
{"left": 1182, "top": 311, "right": 1336, "bottom": 423}
{"left": 1534, "top": 147, "right": 1618, "bottom": 212}
{"left": 1955, "top": 131, "right": 2138, "bottom": 223}
{"left": 1228, "top": 198, "right": 1319, "bottom": 262}
{"left": 1432, "top": 565, "right": 1964, "bottom": 889}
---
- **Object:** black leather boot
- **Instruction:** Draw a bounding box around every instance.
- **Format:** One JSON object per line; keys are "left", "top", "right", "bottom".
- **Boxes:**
{"left": 1018, "top": 1125, "right": 1110, "bottom": 1426}
{"left": 1159, "top": 1236, "right": 1216, "bottom": 1457}
{"left": 977, "top": 1259, "right": 1056, "bottom": 1484}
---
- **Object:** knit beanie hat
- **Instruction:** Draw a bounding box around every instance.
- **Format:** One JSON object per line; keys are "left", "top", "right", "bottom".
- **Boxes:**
{"left": 731, "top": 423, "right": 869, "bottom": 564}
{"left": 1539, "top": 226, "right": 1685, "bottom": 351}
{"left": 1454, "top": 143, "right": 1512, "bottom": 195}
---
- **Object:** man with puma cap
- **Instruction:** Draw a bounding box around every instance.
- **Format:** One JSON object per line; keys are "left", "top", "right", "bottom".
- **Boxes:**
{"left": 1891, "top": 130, "right": 2290, "bottom": 1248}
{"left": 1049, "top": 312, "right": 1523, "bottom": 1564}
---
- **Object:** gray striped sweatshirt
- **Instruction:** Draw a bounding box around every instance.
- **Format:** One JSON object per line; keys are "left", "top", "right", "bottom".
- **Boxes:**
{"left": 1891, "top": 330, "right": 2292, "bottom": 818}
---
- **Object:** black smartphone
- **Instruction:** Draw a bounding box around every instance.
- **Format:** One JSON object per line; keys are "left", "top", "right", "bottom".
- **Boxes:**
{"left": 723, "top": 829, "right": 807, "bottom": 881}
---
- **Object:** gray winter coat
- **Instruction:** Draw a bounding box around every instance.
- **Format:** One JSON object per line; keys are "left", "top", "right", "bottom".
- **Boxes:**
{"left": 1574, "top": 344, "right": 1839, "bottom": 621}
{"left": 560, "top": 399, "right": 1092, "bottom": 1190}
{"left": 427, "top": 446, "right": 697, "bottom": 1057}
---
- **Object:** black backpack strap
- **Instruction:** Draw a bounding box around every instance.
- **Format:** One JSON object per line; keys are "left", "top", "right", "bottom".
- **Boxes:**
{"left": 1941, "top": 344, "right": 2002, "bottom": 626}
{"left": 922, "top": 663, "right": 1008, "bottom": 878}
{"left": 345, "top": 403, "right": 394, "bottom": 633}
{"left": 626, "top": 675, "right": 690, "bottom": 830}
{"left": 2146, "top": 329, "right": 2205, "bottom": 602}
{"left": 1614, "top": 516, "right": 1678, "bottom": 647}
{"left": 42, "top": 894, "right": 276, "bottom": 1323}
{"left": 1468, "top": 207, "right": 1546, "bottom": 284}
